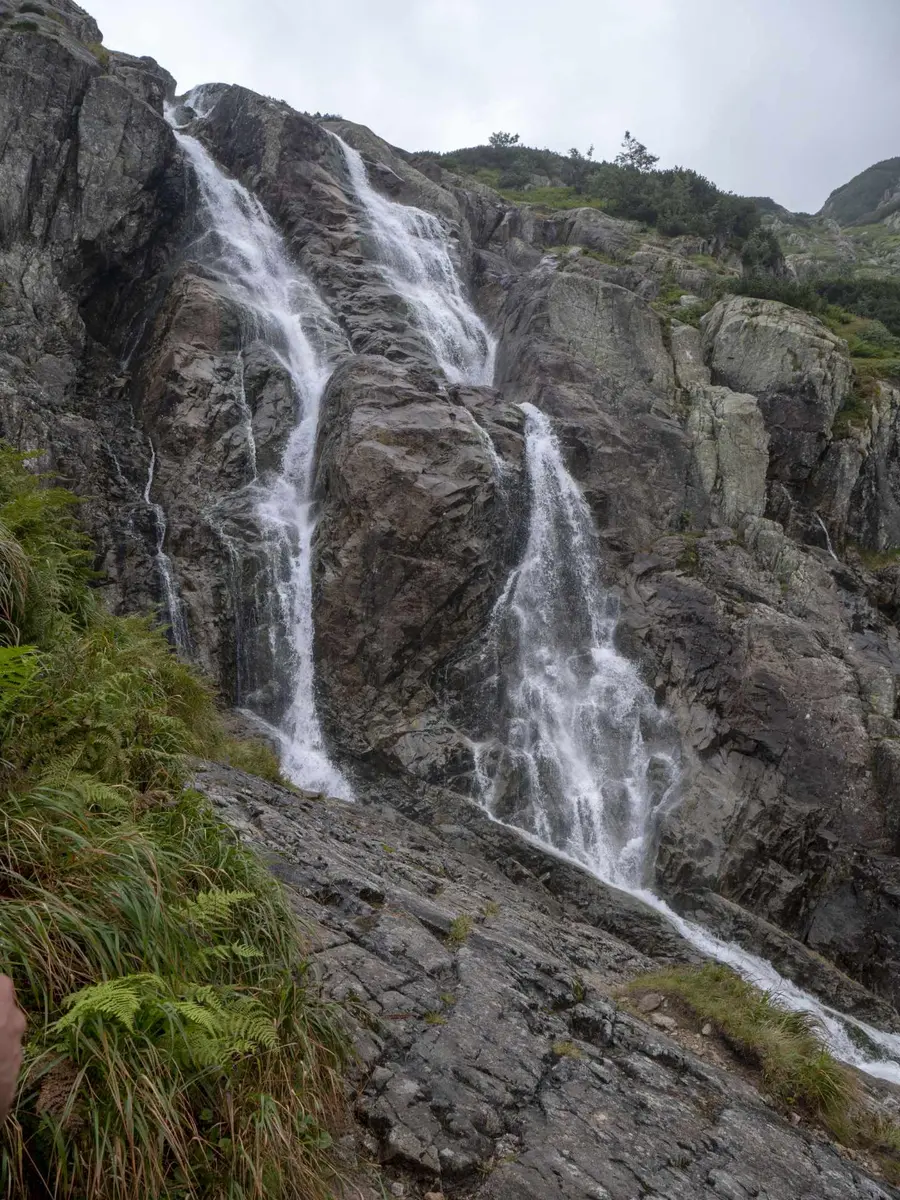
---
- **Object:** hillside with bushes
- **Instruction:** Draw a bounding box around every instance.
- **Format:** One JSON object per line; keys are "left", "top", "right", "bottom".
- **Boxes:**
{"left": 417, "top": 132, "right": 761, "bottom": 248}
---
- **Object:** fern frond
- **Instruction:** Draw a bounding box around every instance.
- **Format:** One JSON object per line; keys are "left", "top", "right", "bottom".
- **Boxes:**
{"left": 177, "top": 888, "right": 258, "bottom": 932}
{"left": 55, "top": 974, "right": 165, "bottom": 1034}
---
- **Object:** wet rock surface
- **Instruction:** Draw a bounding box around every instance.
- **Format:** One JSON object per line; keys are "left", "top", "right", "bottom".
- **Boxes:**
{"left": 197, "top": 763, "right": 900, "bottom": 1200}
{"left": 312, "top": 355, "right": 524, "bottom": 781}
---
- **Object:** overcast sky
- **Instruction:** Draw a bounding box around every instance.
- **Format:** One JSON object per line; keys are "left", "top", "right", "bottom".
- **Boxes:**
{"left": 87, "top": 0, "right": 899, "bottom": 213}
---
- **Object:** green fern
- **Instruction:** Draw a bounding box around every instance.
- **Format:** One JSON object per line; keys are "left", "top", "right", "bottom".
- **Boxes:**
{"left": 54, "top": 975, "right": 279, "bottom": 1065}
{"left": 0, "top": 643, "right": 37, "bottom": 719}
{"left": 177, "top": 888, "right": 258, "bottom": 932}
{"left": 55, "top": 975, "right": 160, "bottom": 1034}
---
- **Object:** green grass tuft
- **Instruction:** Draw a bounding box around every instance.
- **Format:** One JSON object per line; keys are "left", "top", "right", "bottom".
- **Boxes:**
{"left": 446, "top": 915, "right": 474, "bottom": 948}
{"left": 84, "top": 40, "right": 110, "bottom": 68}
{"left": 223, "top": 736, "right": 290, "bottom": 786}
{"left": 0, "top": 445, "right": 350, "bottom": 1199}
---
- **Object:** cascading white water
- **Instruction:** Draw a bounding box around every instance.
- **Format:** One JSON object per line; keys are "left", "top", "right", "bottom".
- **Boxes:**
{"left": 172, "top": 126, "right": 353, "bottom": 800}
{"left": 477, "top": 403, "right": 900, "bottom": 1083}
{"left": 336, "top": 137, "right": 495, "bottom": 386}
{"left": 143, "top": 442, "right": 190, "bottom": 653}
{"left": 475, "top": 403, "right": 678, "bottom": 885}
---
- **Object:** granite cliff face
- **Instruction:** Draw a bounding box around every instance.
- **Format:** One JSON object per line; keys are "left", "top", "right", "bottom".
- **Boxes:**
{"left": 3, "top": 1, "right": 900, "bottom": 1191}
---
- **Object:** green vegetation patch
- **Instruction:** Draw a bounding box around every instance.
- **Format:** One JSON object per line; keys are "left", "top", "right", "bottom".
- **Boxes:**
{"left": 446, "top": 914, "right": 474, "bottom": 948}
{"left": 732, "top": 273, "right": 900, "bottom": 340}
{"left": 628, "top": 963, "right": 900, "bottom": 1182}
{"left": 422, "top": 133, "right": 761, "bottom": 248}
{"left": 832, "top": 374, "right": 879, "bottom": 439}
{"left": 85, "top": 40, "right": 110, "bottom": 68}
{"left": 498, "top": 185, "right": 610, "bottom": 212}
{"left": 853, "top": 544, "right": 900, "bottom": 571}
{"left": 0, "top": 447, "right": 349, "bottom": 1199}
{"left": 224, "top": 736, "right": 293, "bottom": 787}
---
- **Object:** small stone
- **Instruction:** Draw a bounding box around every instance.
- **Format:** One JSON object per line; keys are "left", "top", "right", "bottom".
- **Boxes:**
{"left": 637, "top": 992, "right": 663, "bottom": 1013}
{"left": 790, "top": 1112, "right": 801, "bottom": 1126}
{"left": 701, "top": 1022, "right": 713, "bottom": 1037}
{"left": 651, "top": 1013, "right": 677, "bottom": 1030}
{"left": 389, "top": 1184, "right": 405, "bottom": 1198}
{"left": 425, "top": 1193, "right": 445, "bottom": 1200}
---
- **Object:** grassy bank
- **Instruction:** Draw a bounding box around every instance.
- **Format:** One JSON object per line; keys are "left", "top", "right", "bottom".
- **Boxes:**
{"left": 0, "top": 446, "right": 349, "bottom": 1199}
{"left": 628, "top": 964, "right": 900, "bottom": 1183}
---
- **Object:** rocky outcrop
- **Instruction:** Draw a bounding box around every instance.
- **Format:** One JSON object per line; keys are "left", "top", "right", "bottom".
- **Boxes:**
{"left": 686, "top": 385, "right": 769, "bottom": 527}
{"left": 702, "top": 295, "right": 851, "bottom": 487}
{"left": 493, "top": 265, "right": 693, "bottom": 548}
{"left": 0, "top": 0, "right": 188, "bottom": 627}
{"left": 312, "top": 355, "right": 523, "bottom": 781}
{"left": 198, "top": 762, "right": 900, "bottom": 1200}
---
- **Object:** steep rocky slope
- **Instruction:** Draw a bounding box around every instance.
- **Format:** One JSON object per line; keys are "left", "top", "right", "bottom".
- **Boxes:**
{"left": 200, "top": 761, "right": 900, "bottom": 1200}
{"left": 2, "top": 2, "right": 900, "bottom": 1190}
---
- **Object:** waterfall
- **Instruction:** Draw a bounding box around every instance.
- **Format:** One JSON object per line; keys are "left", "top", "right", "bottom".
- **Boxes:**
{"left": 143, "top": 441, "right": 190, "bottom": 654}
{"left": 172, "top": 126, "right": 353, "bottom": 800}
{"left": 169, "top": 107, "right": 900, "bottom": 1080}
{"left": 476, "top": 403, "right": 900, "bottom": 1083}
{"left": 816, "top": 512, "right": 839, "bottom": 561}
{"left": 475, "top": 403, "right": 678, "bottom": 886}
{"left": 336, "top": 137, "right": 495, "bottom": 386}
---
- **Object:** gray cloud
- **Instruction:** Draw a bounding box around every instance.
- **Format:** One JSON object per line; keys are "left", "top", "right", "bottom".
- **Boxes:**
{"left": 89, "top": 0, "right": 900, "bottom": 212}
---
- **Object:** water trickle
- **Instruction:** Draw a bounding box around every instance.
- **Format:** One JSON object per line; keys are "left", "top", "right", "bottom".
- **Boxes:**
{"left": 172, "top": 126, "right": 353, "bottom": 800}
{"left": 815, "top": 512, "right": 839, "bottom": 561}
{"left": 234, "top": 351, "right": 258, "bottom": 480}
{"left": 336, "top": 136, "right": 495, "bottom": 386}
{"left": 143, "top": 441, "right": 190, "bottom": 654}
{"left": 476, "top": 402, "right": 900, "bottom": 1083}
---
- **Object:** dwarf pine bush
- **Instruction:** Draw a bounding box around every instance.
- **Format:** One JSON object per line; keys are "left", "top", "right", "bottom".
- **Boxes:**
{"left": 0, "top": 446, "right": 349, "bottom": 1199}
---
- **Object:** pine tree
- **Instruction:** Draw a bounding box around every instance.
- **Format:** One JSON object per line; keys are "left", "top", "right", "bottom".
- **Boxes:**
{"left": 615, "top": 131, "right": 659, "bottom": 172}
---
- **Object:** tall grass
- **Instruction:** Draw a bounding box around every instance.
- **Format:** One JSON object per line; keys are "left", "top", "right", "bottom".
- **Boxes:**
{"left": 0, "top": 446, "right": 349, "bottom": 1198}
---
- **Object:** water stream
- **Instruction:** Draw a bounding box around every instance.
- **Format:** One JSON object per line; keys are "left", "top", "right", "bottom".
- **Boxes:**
{"left": 337, "top": 136, "right": 495, "bottom": 385}
{"left": 475, "top": 404, "right": 900, "bottom": 1084}
{"left": 143, "top": 441, "right": 190, "bottom": 654}
{"left": 171, "top": 120, "right": 353, "bottom": 799}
